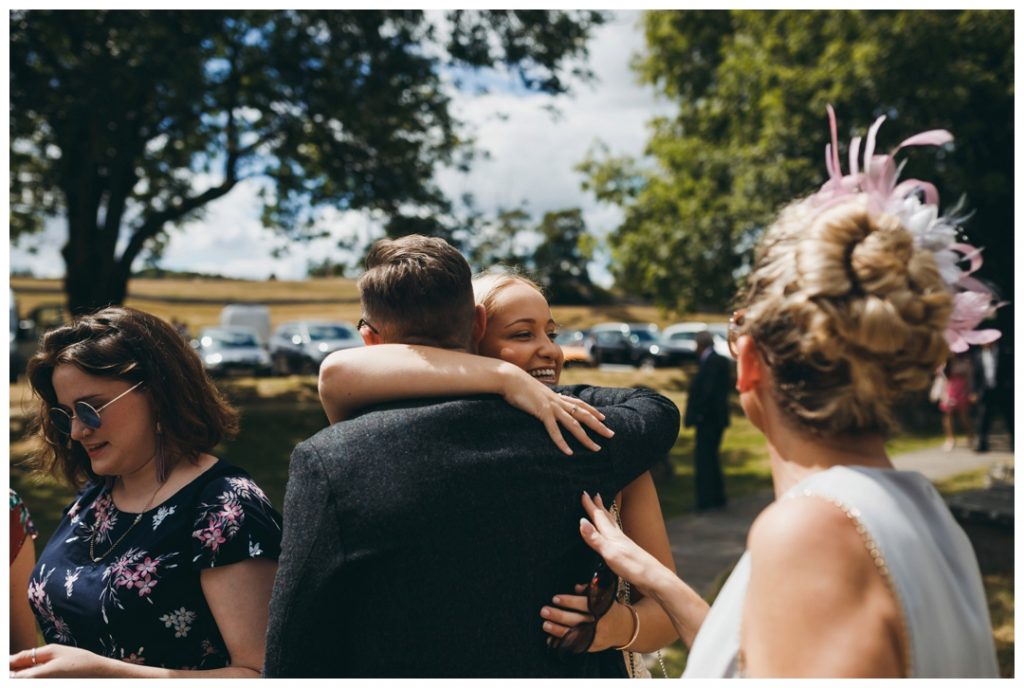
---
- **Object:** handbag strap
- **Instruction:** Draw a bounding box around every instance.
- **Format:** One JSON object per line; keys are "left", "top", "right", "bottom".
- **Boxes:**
{"left": 610, "top": 498, "right": 669, "bottom": 679}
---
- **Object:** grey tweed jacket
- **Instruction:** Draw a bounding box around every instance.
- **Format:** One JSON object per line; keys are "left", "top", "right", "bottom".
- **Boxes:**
{"left": 264, "top": 384, "right": 679, "bottom": 678}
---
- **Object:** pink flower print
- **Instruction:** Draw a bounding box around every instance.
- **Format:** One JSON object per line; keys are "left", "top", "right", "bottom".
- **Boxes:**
{"left": 220, "top": 500, "right": 243, "bottom": 524}
{"left": 135, "top": 557, "right": 159, "bottom": 578}
{"left": 136, "top": 576, "right": 157, "bottom": 597}
{"left": 197, "top": 525, "right": 227, "bottom": 552}
{"left": 121, "top": 648, "right": 146, "bottom": 665}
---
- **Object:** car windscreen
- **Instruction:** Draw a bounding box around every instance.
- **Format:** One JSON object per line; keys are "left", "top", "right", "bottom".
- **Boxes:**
{"left": 630, "top": 330, "right": 657, "bottom": 342}
{"left": 308, "top": 325, "right": 354, "bottom": 341}
{"left": 204, "top": 331, "right": 258, "bottom": 347}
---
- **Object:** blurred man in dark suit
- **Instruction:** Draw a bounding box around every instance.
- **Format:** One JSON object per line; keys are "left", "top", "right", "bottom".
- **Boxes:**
{"left": 972, "top": 338, "right": 1013, "bottom": 452}
{"left": 684, "top": 331, "right": 730, "bottom": 510}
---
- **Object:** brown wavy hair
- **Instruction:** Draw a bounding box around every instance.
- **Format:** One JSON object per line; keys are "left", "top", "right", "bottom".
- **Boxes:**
{"left": 735, "top": 198, "right": 952, "bottom": 437}
{"left": 26, "top": 306, "right": 239, "bottom": 487}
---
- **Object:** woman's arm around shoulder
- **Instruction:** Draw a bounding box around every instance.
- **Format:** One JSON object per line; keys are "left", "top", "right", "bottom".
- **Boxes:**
{"left": 741, "top": 495, "right": 904, "bottom": 677}
{"left": 319, "top": 344, "right": 612, "bottom": 454}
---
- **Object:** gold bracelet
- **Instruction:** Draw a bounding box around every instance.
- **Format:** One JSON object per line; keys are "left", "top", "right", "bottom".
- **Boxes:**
{"left": 613, "top": 603, "right": 641, "bottom": 651}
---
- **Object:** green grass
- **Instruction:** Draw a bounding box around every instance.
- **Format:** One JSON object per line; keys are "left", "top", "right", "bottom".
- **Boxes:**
{"left": 986, "top": 573, "right": 1015, "bottom": 678}
{"left": 934, "top": 466, "right": 991, "bottom": 496}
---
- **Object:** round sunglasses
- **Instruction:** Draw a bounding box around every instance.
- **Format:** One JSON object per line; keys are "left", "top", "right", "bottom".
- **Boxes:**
{"left": 48, "top": 380, "right": 145, "bottom": 436}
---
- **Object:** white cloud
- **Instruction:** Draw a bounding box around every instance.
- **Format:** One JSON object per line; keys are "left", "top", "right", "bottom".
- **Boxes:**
{"left": 11, "top": 11, "right": 670, "bottom": 286}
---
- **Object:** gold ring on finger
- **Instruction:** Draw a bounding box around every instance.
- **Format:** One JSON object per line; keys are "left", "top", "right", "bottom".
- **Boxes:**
{"left": 31, "top": 647, "right": 37, "bottom": 665}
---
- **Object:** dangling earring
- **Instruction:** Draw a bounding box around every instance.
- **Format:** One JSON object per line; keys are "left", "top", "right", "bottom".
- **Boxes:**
{"left": 155, "top": 421, "right": 168, "bottom": 483}
{"left": 65, "top": 436, "right": 72, "bottom": 450}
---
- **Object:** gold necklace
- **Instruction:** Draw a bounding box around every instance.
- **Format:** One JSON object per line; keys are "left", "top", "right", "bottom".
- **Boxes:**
{"left": 89, "top": 480, "right": 163, "bottom": 563}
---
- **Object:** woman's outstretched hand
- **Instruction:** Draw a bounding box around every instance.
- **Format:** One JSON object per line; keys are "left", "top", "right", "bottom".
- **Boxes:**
{"left": 579, "top": 492, "right": 668, "bottom": 598}
{"left": 501, "top": 369, "right": 614, "bottom": 455}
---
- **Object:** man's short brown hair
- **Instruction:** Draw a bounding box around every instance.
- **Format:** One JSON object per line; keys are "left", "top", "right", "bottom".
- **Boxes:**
{"left": 357, "top": 235, "right": 476, "bottom": 348}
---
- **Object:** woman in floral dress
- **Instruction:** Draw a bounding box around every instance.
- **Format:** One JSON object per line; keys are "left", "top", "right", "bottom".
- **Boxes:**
{"left": 10, "top": 307, "right": 281, "bottom": 678}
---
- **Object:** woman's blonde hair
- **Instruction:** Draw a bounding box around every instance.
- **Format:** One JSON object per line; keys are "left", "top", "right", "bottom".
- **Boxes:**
{"left": 737, "top": 198, "right": 952, "bottom": 436}
{"left": 472, "top": 267, "right": 545, "bottom": 320}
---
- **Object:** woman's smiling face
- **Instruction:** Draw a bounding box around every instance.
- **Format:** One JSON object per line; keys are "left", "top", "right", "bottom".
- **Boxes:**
{"left": 478, "top": 281, "right": 564, "bottom": 385}
{"left": 51, "top": 364, "right": 156, "bottom": 478}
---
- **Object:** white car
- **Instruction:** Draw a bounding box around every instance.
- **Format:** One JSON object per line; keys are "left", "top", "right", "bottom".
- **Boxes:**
{"left": 661, "top": 321, "right": 732, "bottom": 364}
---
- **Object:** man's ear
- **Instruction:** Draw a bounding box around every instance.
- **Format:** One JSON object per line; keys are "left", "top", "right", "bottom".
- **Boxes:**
{"left": 471, "top": 304, "right": 487, "bottom": 347}
{"left": 735, "top": 335, "right": 763, "bottom": 393}
{"left": 361, "top": 329, "right": 382, "bottom": 346}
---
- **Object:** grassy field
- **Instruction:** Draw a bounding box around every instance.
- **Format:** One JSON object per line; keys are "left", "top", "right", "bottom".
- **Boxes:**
{"left": 11, "top": 275, "right": 727, "bottom": 333}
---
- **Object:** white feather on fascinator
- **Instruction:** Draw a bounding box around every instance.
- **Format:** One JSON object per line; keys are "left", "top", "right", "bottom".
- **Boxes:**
{"left": 805, "top": 105, "right": 1002, "bottom": 353}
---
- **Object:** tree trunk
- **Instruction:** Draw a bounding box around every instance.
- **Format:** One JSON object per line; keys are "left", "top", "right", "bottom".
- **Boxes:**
{"left": 62, "top": 212, "right": 129, "bottom": 316}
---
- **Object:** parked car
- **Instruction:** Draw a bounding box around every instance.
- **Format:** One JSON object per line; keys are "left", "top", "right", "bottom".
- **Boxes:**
{"left": 555, "top": 329, "right": 593, "bottom": 368}
{"left": 586, "top": 322, "right": 666, "bottom": 368}
{"left": 10, "top": 298, "right": 66, "bottom": 382}
{"left": 269, "top": 320, "right": 362, "bottom": 375}
{"left": 659, "top": 322, "right": 707, "bottom": 366}
{"left": 191, "top": 326, "right": 272, "bottom": 377}
{"left": 220, "top": 304, "right": 271, "bottom": 346}
{"left": 660, "top": 321, "right": 733, "bottom": 367}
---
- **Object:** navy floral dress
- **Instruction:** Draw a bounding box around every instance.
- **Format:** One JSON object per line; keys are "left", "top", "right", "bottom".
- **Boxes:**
{"left": 28, "top": 459, "right": 281, "bottom": 670}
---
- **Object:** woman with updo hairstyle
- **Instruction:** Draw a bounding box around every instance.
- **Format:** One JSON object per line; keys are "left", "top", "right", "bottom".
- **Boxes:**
{"left": 570, "top": 108, "right": 999, "bottom": 677}
{"left": 11, "top": 306, "right": 282, "bottom": 678}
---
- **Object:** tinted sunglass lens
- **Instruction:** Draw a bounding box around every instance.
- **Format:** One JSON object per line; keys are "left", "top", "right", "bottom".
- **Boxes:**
{"left": 49, "top": 408, "right": 72, "bottom": 435}
{"left": 75, "top": 402, "right": 103, "bottom": 430}
{"left": 552, "top": 622, "right": 596, "bottom": 655}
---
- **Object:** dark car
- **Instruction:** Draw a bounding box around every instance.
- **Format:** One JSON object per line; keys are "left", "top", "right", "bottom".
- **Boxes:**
{"left": 586, "top": 323, "right": 666, "bottom": 368}
{"left": 10, "top": 298, "right": 66, "bottom": 382}
{"left": 269, "top": 320, "right": 363, "bottom": 375}
{"left": 191, "top": 326, "right": 272, "bottom": 377}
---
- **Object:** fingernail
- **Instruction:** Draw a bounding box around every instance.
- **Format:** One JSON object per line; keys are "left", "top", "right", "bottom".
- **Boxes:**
{"left": 541, "top": 607, "right": 550, "bottom": 618}
{"left": 543, "top": 622, "right": 553, "bottom": 632}
{"left": 552, "top": 596, "right": 561, "bottom": 604}
{"left": 583, "top": 490, "right": 590, "bottom": 498}
{"left": 607, "top": 430, "right": 615, "bottom": 437}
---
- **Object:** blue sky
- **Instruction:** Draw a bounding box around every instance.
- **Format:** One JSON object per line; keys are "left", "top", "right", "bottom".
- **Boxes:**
{"left": 10, "top": 11, "right": 673, "bottom": 287}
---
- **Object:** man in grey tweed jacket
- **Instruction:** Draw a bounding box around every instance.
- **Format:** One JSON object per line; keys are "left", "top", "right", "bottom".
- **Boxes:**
{"left": 264, "top": 236, "right": 680, "bottom": 677}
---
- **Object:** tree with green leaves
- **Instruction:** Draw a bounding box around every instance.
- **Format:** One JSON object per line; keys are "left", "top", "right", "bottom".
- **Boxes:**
{"left": 10, "top": 9, "right": 605, "bottom": 313}
{"left": 582, "top": 10, "right": 1012, "bottom": 316}
{"left": 532, "top": 208, "right": 603, "bottom": 304}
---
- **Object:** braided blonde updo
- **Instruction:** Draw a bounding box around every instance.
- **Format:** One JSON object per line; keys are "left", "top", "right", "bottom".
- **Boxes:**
{"left": 737, "top": 198, "right": 952, "bottom": 436}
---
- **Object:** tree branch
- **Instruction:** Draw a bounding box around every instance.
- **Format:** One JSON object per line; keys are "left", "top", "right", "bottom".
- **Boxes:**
{"left": 117, "top": 177, "right": 239, "bottom": 276}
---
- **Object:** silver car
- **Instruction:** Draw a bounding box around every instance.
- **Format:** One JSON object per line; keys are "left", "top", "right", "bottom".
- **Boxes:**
{"left": 192, "top": 326, "right": 272, "bottom": 377}
{"left": 269, "top": 320, "right": 363, "bottom": 375}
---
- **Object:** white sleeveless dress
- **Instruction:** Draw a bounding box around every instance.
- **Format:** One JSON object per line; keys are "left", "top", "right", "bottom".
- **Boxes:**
{"left": 683, "top": 465, "right": 998, "bottom": 678}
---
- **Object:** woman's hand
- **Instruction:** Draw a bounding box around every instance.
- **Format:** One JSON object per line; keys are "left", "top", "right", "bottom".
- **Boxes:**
{"left": 579, "top": 492, "right": 671, "bottom": 598}
{"left": 540, "top": 588, "right": 636, "bottom": 652}
{"left": 501, "top": 368, "right": 614, "bottom": 455}
{"left": 10, "top": 645, "right": 118, "bottom": 678}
